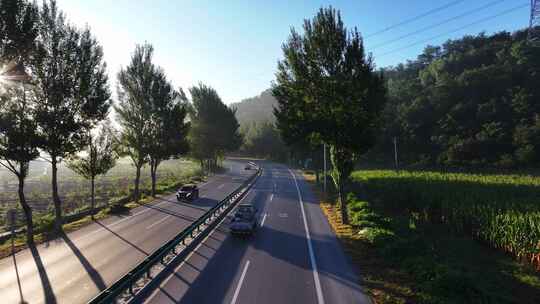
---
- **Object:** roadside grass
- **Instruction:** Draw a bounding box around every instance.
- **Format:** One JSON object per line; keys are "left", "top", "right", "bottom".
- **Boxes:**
{"left": 303, "top": 171, "right": 540, "bottom": 304}
{"left": 0, "top": 158, "right": 202, "bottom": 229}
{"left": 0, "top": 170, "right": 207, "bottom": 259}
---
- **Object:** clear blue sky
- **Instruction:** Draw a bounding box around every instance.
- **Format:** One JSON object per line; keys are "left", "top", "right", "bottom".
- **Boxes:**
{"left": 56, "top": 0, "right": 529, "bottom": 104}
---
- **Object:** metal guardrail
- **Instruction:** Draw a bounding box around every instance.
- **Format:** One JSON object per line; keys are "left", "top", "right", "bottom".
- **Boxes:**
{"left": 88, "top": 167, "right": 262, "bottom": 304}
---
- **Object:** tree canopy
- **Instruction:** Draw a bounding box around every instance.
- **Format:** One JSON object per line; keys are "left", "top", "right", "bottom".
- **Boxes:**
{"left": 189, "top": 83, "right": 242, "bottom": 170}
{"left": 372, "top": 29, "right": 540, "bottom": 169}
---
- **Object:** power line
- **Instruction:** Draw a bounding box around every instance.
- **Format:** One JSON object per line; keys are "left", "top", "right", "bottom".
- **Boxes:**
{"left": 371, "top": 0, "right": 507, "bottom": 50}
{"left": 365, "top": 0, "right": 466, "bottom": 38}
{"left": 378, "top": 3, "right": 529, "bottom": 58}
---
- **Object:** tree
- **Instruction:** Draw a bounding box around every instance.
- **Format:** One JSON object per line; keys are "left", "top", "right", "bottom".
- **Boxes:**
{"left": 273, "top": 7, "right": 386, "bottom": 223}
{"left": 147, "top": 69, "right": 190, "bottom": 197}
{"left": 67, "top": 122, "right": 117, "bottom": 217}
{"left": 0, "top": 0, "right": 39, "bottom": 64}
{"left": 189, "top": 84, "right": 242, "bottom": 171}
{"left": 0, "top": 81, "right": 41, "bottom": 243}
{"left": 242, "top": 121, "right": 288, "bottom": 161}
{"left": 115, "top": 43, "right": 155, "bottom": 202}
{"left": 30, "top": 0, "right": 111, "bottom": 231}
{"left": 0, "top": 0, "right": 40, "bottom": 243}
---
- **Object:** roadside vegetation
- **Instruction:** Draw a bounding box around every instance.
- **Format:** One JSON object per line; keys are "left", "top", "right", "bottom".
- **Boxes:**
{"left": 270, "top": 7, "right": 540, "bottom": 302}
{"left": 0, "top": 159, "right": 203, "bottom": 258}
{"left": 0, "top": 0, "right": 241, "bottom": 246}
{"left": 305, "top": 170, "right": 540, "bottom": 304}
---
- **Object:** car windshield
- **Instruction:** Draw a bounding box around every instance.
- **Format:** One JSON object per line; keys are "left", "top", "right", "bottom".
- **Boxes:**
{"left": 235, "top": 210, "right": 252, "bottom": 220}
{"left": 180, "top": 186, "right": 193, "bottom": 191}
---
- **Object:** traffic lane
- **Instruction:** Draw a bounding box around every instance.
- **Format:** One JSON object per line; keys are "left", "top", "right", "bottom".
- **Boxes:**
{"left": 0, "top": 161, "right": 253, "bottom": 304}
{"left": 141, "top": 166, "right": 271, "bottom": 304}
{"left": 233, "top": 164, "right": 318, "bottom": 304}
{"left": 292, "top": 169, "right": 371, "bottom": 304}
{"left": 1, "top": 160, "right": 247, "bottom": 267}
{"left": 142, "top": 162, "right": 320, "bottom": 304}
{"left": 35, "top": 172, "right": 251, "bottom": 304}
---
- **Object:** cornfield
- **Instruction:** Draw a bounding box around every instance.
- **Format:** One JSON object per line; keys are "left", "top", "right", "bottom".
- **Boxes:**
{"left": 351, "top": 170, "right": 540, "bottom": 269}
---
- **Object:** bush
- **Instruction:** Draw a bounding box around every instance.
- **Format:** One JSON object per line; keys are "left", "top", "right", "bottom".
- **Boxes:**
{"left": 35, "top": 213, "right": 55, "bottom": 233}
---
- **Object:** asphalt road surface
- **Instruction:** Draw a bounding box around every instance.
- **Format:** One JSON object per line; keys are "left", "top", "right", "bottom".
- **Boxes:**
{"left": 0, "top": 159, "right": 252, "bottom": 304}
{"left": 140, "top": 162, "right": 371, "bottom": 304}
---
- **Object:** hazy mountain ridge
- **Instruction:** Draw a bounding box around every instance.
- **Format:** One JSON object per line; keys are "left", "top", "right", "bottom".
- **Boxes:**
{"left": 230, "top": 89, "right": 277, "bottom": 126}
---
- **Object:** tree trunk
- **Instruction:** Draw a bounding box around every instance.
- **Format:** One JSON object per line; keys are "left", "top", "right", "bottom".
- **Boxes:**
{"left": 18, "top": 171, "right": 34, "bottom": 244}
{"left": 134, "top": 163, "right": 141, "bottom": 203}
{"left": 51, "top": 157, "right": 63, "bottom": 232}
{"left": 337, "top": 178, "right": 349, "bottom": 225}
{"left": 90, "top": 176, "right": 95, "bottom": 219}
{"left": 329, "top": 145, "right": 354, "bottom": 225}
{"left": 150, "top": 159, "right": 159, "bottom": 197}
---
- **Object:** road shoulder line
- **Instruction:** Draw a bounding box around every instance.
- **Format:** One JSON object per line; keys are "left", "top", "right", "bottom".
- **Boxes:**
{"left": 289, "top": 168, "right": 325, "bottom": 304}
{"left": 230, "top": 260, "right": 251, "bottom": 304}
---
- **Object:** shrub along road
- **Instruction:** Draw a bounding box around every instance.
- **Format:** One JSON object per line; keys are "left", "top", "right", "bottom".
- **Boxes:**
{"left": 0, "top": 159, "right": 251, "bottom": 304}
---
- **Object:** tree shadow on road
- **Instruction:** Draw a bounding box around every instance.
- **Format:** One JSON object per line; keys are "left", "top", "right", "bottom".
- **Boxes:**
{"left": 135, "top": 203, "right": 201, "bottom": 223}
{"left": 28, "top": 243, "right": 58, "bottom": 304}
{"left": 61, "top": 233, "right": 107, "bottom": 290}
{"left": 94, "top": 221, "right": 149, "bottom": 256}
{"left": 60, "top": 232, "right": 107, "bottom": 291}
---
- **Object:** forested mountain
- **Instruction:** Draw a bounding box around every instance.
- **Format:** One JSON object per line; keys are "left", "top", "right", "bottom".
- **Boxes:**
{"left": 234, "top": 28, "right": 540, "bottom": 168}
{"left": 372, "top": 28, "right": 540, "bottom": 168}
{"left": 230, "top": 89, "right": 277, "bottom": 126}
{"left": 231, "top": 89, "right": 286, "bottom": 159}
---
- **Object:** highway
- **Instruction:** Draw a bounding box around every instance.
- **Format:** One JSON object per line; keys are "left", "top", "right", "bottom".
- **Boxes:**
{"left": 140, "top": 162, "right": 371, "bottom": 304}
{"left": 0, "top": 159, "right": 252, "bottom": 304}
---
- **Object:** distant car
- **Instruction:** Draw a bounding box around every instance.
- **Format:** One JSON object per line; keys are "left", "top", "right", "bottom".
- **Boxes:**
{"left": 176, "top": 184, "right": 199, "bottom": 202}
{"left": 230, "top": 203, "right": 258, "bottom": 235}
{"left": 244, "top": 164, "right": 252, "bottom": 170}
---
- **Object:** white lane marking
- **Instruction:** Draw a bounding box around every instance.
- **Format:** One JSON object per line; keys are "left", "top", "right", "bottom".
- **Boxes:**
{"left": 146, "top": 215, "right": 171, "bottom": 229}
{"left": 270, "top": 193, "right": 274, "bottom": 202}
{"left": 144, "top": 185, "right": 258, "bottom": 303}
{"left": 289, "top": 169, "right": 325, "bottom": 304}
{"left": 217, "top": 183, "right": 225, "bottom": 189}
{"left": 260, "top": 213, "right": 267, "bottom": 227}
{"left": 74, "top": 200, "right": 170, "bottom": 242}
{"left": 230, "top": 260, "right": 251, "bottom": 304}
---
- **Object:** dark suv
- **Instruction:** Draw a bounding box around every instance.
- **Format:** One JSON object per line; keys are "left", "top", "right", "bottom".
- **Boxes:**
{"left": 176, "top": 184, "right": 199, "bottom": 202}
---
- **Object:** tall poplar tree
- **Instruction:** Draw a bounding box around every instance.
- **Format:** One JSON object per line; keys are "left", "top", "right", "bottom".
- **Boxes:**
{"left": 147, "top": 69, "right": 190, "bottom": 197}
{"left": 189, "top": 84, "right": 241, "bottom": 171}
{"left": 115, "top": 43, "right": 154, "bottom": 202}
{"left": 31, "top": 0, "right": 110, "bottom": 231}
{"left": 273, "top": 7, "right": 386, "bottom": 223}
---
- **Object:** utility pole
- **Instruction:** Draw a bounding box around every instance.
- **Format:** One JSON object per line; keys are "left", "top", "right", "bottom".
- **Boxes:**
{"left": 529, "top": 0, "right": 540, "bottom": 46}
{"left": 323, "top": 143, "right": 327, "bottom": 194}
{"left": 393, "top": 137, "right": 399, "bottom": 172}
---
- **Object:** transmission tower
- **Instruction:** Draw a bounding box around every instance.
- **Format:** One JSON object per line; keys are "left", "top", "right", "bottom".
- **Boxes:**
{"left": 529, "top": 0, "right": 540, "bottom": 46}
